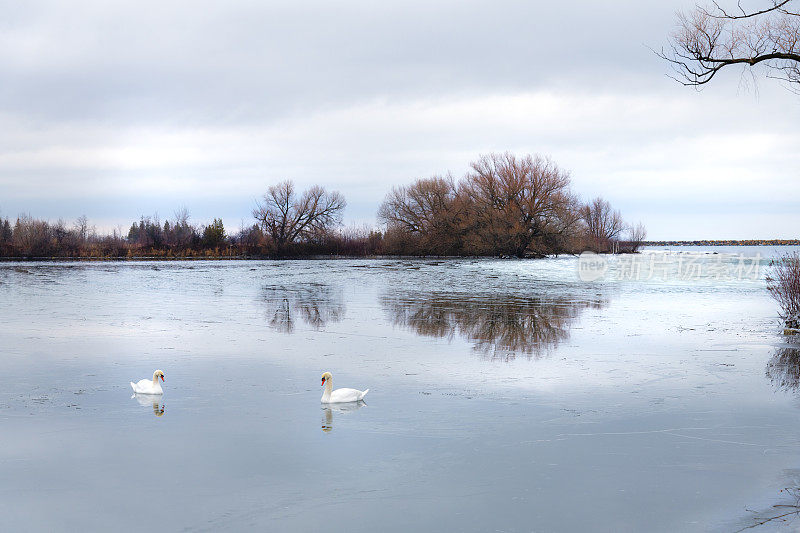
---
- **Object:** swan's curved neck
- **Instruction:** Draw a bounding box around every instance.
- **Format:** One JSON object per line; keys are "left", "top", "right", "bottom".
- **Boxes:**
{"left": 321, "top": 380, "right": 333, "bottom": 401}
{"left": 152, "top": 372, "right": 160, "bottom": 385}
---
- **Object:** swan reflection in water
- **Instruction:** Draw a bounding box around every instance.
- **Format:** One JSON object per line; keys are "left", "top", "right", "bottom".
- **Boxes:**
{"left": 321, "top": 402, "right": 365, "bottom": 433}
{"left": 261, "top": 283, "right": 344, "bottom": 333}
{"left": 766, "top": 345, "right": 800, "bottom": 391}
{"left": 381, "top": 292, "right": 605, "bottom": 359}
{"left": 131, "top": 393, "right": 165, "bottom": 417}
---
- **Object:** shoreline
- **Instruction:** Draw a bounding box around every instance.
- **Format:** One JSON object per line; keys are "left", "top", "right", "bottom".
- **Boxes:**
{"left": 0, "top": 252, "right": 620, "bottom": 262}
{"left": 0, "top": 243, "right": 796, "bottom": 262}
{"left": 0, "top": 254, "right": 544, "bottom": 262}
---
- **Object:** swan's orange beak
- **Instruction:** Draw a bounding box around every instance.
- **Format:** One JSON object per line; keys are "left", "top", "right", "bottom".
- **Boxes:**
{"left": 321, "top": 378, "right": 325, "bottom": 386}
{"left": 160, "top": 375, "right": 165, "bottom": 382}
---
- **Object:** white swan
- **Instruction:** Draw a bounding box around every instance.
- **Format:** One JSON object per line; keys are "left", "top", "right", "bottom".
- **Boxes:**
{"left": 320, "top": 372, "right": 368, "bottom": 403}
{"left": 130, "top": 370, "right": 165, "bottom": 395}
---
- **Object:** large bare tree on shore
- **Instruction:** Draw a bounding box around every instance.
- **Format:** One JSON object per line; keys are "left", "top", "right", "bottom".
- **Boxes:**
{"left": 378, "top": 175, "right": 464, "bottom": 254}
{"left": 661, "top": 1, "right": 800, "bottom": 89}
{"left": 253, "top": 180, "right": 345, "bottom": 250}
{"left": 462, "top": 153, "right": 580, "bottom": 257}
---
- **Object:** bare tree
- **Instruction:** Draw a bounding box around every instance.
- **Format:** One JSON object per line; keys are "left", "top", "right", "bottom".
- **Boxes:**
{"left": 12, "top": 214, "right": 52, "bottom": 257}
{"left": 462, "top": 153, "right": 579, "bottom": 257}
{"left": 580, "top": 197, "right": 627, "bottom": 252}
{"left": 378, "top": 175, "right": 464, "bottom": 254}
{"left": 625, "top": 221, "right": 648, "bottom": 253}
{"left": 661, "top": 1, "right": 800, "bottom": 89}
{"left": 74, "top": 215, "right": 88, "bottom": 243}
{"left": 169, "top": 207, "right": 196, "bottom": 250}
{"left": 173, "top": 207, "right": 190, "bottom": 226}
{"left": 253, "top": 180, "right": 346, "bottom": 251}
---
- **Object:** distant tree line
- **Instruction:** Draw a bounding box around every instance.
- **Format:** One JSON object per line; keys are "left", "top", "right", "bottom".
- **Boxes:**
{"left": 0, "top": 152, "right": 647, "bottom": 259}
{"left": 645, "top": 239, "right": 800, "bottom": 246}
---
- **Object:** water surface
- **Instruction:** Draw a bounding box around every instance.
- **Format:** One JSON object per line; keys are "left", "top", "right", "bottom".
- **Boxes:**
{"left": 1, "top": 249, "right": 799, "bottom": 532}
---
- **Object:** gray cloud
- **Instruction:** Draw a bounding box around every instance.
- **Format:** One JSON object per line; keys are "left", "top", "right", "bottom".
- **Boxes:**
{"left": 0, "top": 0, "right": 797, "bottom": 239}
{"left": 0, "top": 0, "right": 683, "bottom": 123}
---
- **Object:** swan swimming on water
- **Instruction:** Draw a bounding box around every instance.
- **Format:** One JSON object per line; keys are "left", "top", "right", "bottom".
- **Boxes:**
{"left": 320, "top": 372, "right": 368, "bottom": 403}
{"left": 130, "top": 370, "right": 165, "bottom": 395}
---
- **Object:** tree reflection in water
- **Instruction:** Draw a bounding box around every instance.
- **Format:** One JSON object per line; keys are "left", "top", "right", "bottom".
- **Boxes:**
{"left": 261, "top": 283, "right": 344, "bottom": 333}
{"left": 766, "top": 345, "right": 800, "bottom": 391}
{"left": 381, "top": 292, "right": 605, "bottom": 359}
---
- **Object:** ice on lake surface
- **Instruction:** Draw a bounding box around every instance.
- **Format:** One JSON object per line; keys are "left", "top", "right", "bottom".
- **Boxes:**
{"left": 2, "top": 247, "right": 800, "bottom": 532}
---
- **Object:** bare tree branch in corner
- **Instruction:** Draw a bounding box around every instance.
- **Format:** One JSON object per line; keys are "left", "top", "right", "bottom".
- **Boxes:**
{"left": 659, "top": 0, "right": 800, "bottom": 89}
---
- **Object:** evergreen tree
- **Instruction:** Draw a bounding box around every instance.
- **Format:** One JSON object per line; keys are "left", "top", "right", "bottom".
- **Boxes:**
{"left": 202, "top": 218, "right": 226, "bottom": 249}
{"left": 127, "top": 222, "right": 140, "bottom": 243}
{"left": 0, "top": 218, "right": 11, "bottom": 243}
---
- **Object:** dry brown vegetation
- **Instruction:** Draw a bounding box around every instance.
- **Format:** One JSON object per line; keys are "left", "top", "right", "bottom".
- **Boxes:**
{"left": 767, "top": 252, "right": 800, "bottom": 328}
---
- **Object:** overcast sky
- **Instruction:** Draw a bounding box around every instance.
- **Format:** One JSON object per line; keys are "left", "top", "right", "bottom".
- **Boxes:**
{"left": 0, "top": 0, "right": 798, "bottom": 239}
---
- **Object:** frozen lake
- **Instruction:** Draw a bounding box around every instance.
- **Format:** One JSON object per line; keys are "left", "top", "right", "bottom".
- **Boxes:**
{"left": 1, "top": 248, "right": 800, "bottom": 532}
